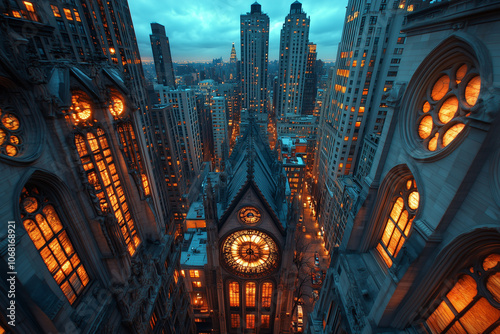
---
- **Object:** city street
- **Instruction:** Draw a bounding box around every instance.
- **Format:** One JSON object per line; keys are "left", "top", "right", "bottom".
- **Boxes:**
{"left": 291, "top": 190, "right": 330, "bottom": 332}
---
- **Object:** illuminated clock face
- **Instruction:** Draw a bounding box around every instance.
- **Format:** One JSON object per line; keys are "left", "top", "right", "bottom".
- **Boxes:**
{"left": 221, "top": 229, "right": 280, "bottom": 278}
{"left": 238, "top": 206, "right": 261, "bottom": 225}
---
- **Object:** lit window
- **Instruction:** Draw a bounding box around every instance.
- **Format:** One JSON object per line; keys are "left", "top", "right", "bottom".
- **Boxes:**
{"left": 246, "top": 314, "right": 255, "bottom": 329}
{"left": 63, "top": 8, "right": 73, "bottom": 20}
{"left": 20, "top": 185, "right": 90, "bottom": 304}
{"left": 262, "top": 282, "right": 273, "bottom": 307}
{"left": 425, "top": 254, "right": 500, "bottom": 333}
{"left": 23, "top": 1, "right": 38, "bottom": 21}
{"left": 73, "top": 9, "right": 81, "bottom": 22}
{"left": 246, "top": 282, "right": 256, "bottom": 307}
{"left": 69, "top": 93, "right": 92, "bottom": 124}
{"left": 0, "top": 108, "right": 22, "bottom": 157}
{"left": 51, "top": 5, "right": 61, "bottom": 17}
{"left": 190, "top": 270, "right": 200, "bottom": 278}
{"left": 117, "top": 122, "right": 148, "bottom": 196}
{"left": 261, "top": 314, "right": 270, "bottom": 328}
{"left": 417, "top": 64, "right": 479, "bottom": 151}
{"left": 173, "top": 270, "right": 179, "bottom": 283}
{"left": 149, "top": 310, "right": 158, "bottom": 330}
{"left": 376, "top": 178, "right": 419, "bottom": 268}
{"left": 141, "top": 174, "right": 150, "bottom": 196}
{"left": 192, "top": 281, "right": 202, "bottom": 288}
{"left": 229, "top": 281, "right": 240, "bottom": 307}
{"left": 109, "top": 96, "right": 124, "bottom": 118}
{"left": 231, "top": 314, "right": 240, "bottom": 328}
{"left": 75, "top": 129, "right": 140, "bottom": 256}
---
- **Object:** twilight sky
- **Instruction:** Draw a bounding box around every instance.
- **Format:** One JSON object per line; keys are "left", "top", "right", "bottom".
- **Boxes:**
{"left": 128, "top": 0, "right": 349, "bottom": 63}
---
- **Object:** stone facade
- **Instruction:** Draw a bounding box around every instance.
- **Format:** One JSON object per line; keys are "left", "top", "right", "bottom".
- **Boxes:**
{"left": 0, "top": 1, "right": 195, "bottom": 333}
{"left": 308, "top": 1, "right": 500, "bottom": 333}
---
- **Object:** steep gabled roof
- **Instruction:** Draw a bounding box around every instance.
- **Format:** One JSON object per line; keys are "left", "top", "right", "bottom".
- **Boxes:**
{"left": 220, "top": 120, "right": 287, "bottom": 233}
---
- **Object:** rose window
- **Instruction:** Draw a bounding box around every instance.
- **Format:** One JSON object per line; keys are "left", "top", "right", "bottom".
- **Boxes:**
{"left": 416, "top": 64, "right": 480, "bottom": 152}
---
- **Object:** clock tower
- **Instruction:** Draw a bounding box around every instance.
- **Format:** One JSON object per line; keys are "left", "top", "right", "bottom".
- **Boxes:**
{"left": 204, "top": 121, "right": 294, "bottom": 333}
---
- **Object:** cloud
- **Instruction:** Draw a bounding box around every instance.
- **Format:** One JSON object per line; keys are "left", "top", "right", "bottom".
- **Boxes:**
{"left": 129, "top": 0, "right": 348, "bottom": 63}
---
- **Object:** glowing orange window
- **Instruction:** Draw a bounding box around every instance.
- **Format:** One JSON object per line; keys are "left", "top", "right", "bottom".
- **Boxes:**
{"left": 75, "top": 130, "right": 140, "bottom": 256}
{"left": 377, "top": 179, "right": 419, "bottom": 268}
{"left": 246, "top": 314, "right": 255, "bottom": 329}
{"left": 262, "top": 282, "right": 273, "bottom": 308}
{"left": 0, "top": 108, "right": 22, "bottom": 157}
{"left": 425, "top": 254, "right": 500, "bottom": 333}
{"left": 246, "top": 282, "right": 256, "bottom": 307}
{"left": 20, "top": 186, "right": 89, "bottom": 304}
{"left": 231, "top": 314, "right": 240, "bottom": 328}
{"left": 417, "top": 64, "right": 480, "bottom": 151}
{"left": 63, "top": 8, "right": 73, "bottom": 20}
{"left": 229, "top": 281, "right": 240, "bottom": 307}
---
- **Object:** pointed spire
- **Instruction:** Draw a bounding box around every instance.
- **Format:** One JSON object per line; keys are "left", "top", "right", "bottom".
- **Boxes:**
{"left": 246, "top": 128, "right": 255, "bottom": 181}
{"left": 230, "top": 42, "right": 237, "bottom": 64}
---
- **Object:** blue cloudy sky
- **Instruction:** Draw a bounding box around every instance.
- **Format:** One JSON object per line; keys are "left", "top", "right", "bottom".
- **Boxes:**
{"left": 129, "top": 0, "right": 349, "bottom": 63}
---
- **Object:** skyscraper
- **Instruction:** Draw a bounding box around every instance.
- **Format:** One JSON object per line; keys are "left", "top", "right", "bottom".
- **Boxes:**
{"left": 240, "top": 2, "right": 269, "bottom": 122}
{"left": 210, "top": 96, "right": 229, "bottom": 172}
{"left": 230, "top": 42, "right": 237, "bottom": 64}
{"left": 302, "top": 43, "right": 318, "bottom": 116}
{"left": 277, "top": 1, "right": 310, "bottom": 119}
{"left": 152, "top": 85, "right": 203, "bottom": 229}
{"left": 150, "top": 22, "right": 176, "bottom": 88}
{"left": 313, "top": 0, "right": 409, "bottom": 246}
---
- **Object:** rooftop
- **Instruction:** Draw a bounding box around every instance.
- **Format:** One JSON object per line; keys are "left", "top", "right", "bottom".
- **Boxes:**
{"left": 180, "top": 230, "right": 208, "bottom": 267}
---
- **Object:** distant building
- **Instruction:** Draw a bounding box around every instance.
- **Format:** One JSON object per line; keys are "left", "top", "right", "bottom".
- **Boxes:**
{"left": 302, "top": 43, "right": 318, "bottom": 116}
{"left": 240, "top": 2, "right": 269, "bottom": 121}
{"left": 230, "top": 42, "right": 238, "bottom": 64}
{"left": 277, "top": 115, "right": 317, "bottom": 138}
{"left": 283, "top": 156, "right": 306, "bottom": 198}
{"left": 150, "top": 23, "right": 176, "bottom": 87}
{"left": 211, "top": 96, "right": 229, "bottom": 171}
{"left": 151, "top": 85, "right": 203, "bottom": 228}
{"left": 277, "top": 1, "right": 310, "bottom": 119}
{"left": 180, "top": 230, "right": 211, "bottom": 331}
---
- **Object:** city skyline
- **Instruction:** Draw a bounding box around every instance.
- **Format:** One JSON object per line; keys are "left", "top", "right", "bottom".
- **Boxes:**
{"left": 129, "top": 0, "right": 348, "bottom": 63}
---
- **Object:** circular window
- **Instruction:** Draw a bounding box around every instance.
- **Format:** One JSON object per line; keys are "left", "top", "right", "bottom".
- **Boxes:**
{"left": 70, "top": 93, "right": 93, "bottom": 125}
{"left": 415, "top": 64, "right": 479, "bottom": 153}
{"left": 400, "top": 40, "right": 488, "bottom": 162}
{"left": 238, "top": 206, "right": 261, "bottom": 225}
{"left": 109, "top": 96, "right": 125, "bottom": 118}
{"left": 0, "top": 108, "right": 23, "bottom": 157}
{"left": 221, "top": 229, "right": 280, "bottom": 278}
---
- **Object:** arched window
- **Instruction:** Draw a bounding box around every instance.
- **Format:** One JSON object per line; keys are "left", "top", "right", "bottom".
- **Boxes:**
{"left": 424, "top": 253, "right": 500, "bottom": 333}
{"left": 229, "top": 281, "right": 240, "bottom": 307}
{"left": 116, "top": 122, "right": 150, "bottom": 196}
{"left": 0, "top": 107, "right": 22, "bottom": 157}
{"left": 75, "top": 129, "right": 140, "bottom": 256}
{"left": 245, "top": 282, "right": 256, "bottom": 307}
{"left": 376, "top": 178, "right": 419, "bottom": 268}
{"left": 20, "top": 185, "right": 89, "bottom": 304}
{"left": 262, "top": 282, "right": 273, "bottom": 308}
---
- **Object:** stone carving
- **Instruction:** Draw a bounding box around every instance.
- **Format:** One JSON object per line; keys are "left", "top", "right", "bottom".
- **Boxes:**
{"left": 469, "top": 86, "right": 500, "bottom": 123}
{"left": 111, "top": 249, "right": 162, "bottom": 333}
{"left": 383, "top": 82, "right": 407, "bottom": 108}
